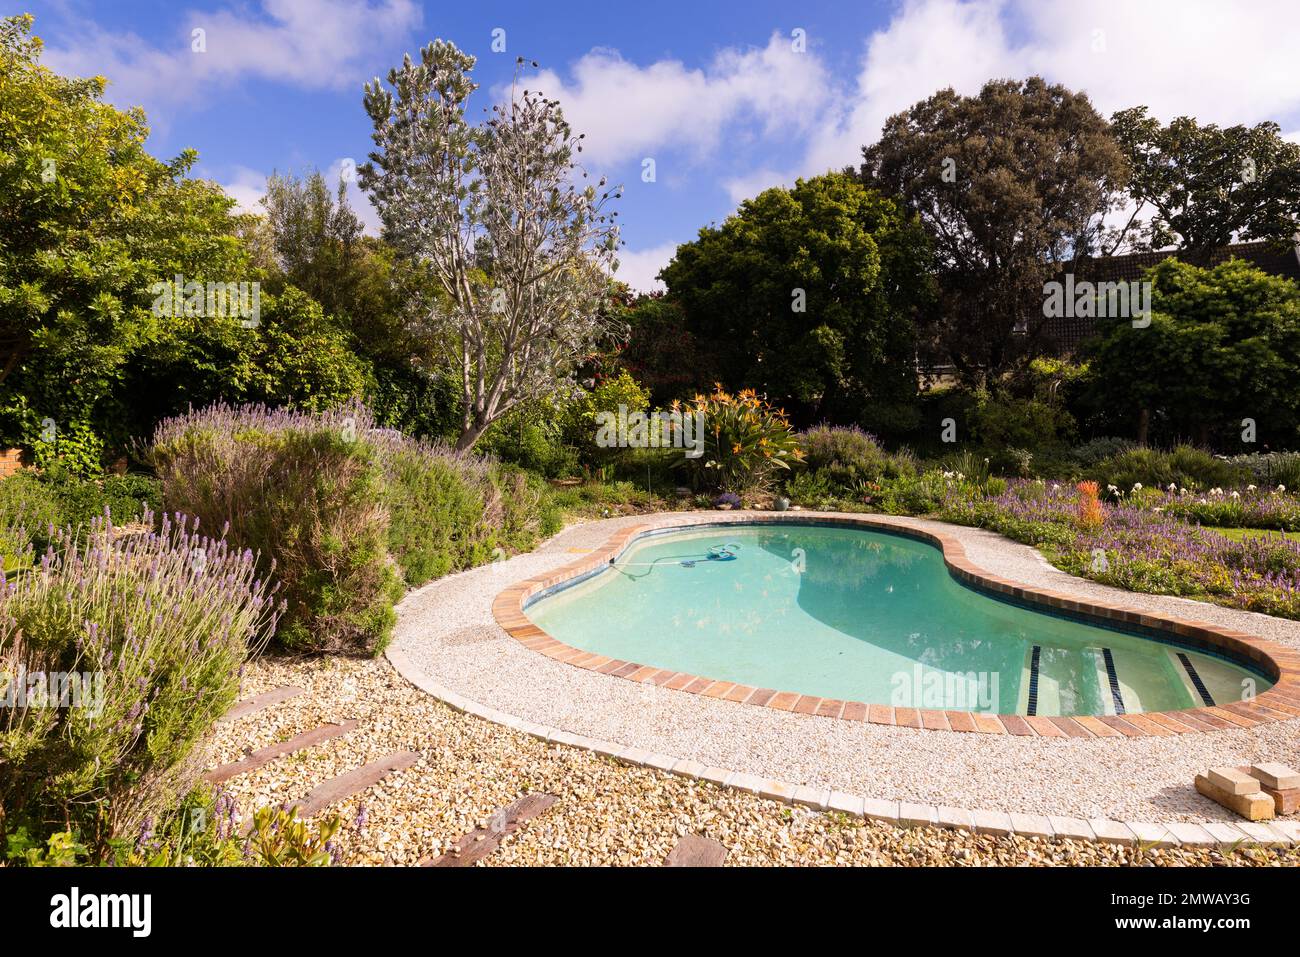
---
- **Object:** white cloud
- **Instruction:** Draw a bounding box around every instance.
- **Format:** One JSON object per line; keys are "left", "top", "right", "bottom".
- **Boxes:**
{"left": 40, "top": 0, "right": 421, "bottom": 113}
{"left": 219, "top": 166, "right": 270, "bottom": 215}
{"left": 524, "top": 32, "right": 830, "bottom": 168}
{"left": 217, "top": 158, "right": 383, "bottom": 235}
{"left": 614, "top": 242, "right": 679, "bottom": 293}
{"left": 799, "top": 0, "right": 1300, "bottom": 184}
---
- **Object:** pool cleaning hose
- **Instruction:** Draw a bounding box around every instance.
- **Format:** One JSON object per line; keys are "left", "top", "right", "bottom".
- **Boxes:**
{"left": 611, "top": 543, "right": 741, "bottom": 568}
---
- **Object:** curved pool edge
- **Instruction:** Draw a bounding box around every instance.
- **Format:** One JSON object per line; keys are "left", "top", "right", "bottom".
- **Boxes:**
{"left": 383, "top": 642, "right": 1300, "bottom": 847}
{"left": 491, "top": 512, "right": 1300, "bottom": 739}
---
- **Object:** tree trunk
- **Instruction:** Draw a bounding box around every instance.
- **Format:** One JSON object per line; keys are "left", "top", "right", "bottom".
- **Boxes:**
{"left": 1136, "top": 407, "right": 1150, "bottom": 446}
{"left": 454, "top": 422, "right": 487, "bottom": 451}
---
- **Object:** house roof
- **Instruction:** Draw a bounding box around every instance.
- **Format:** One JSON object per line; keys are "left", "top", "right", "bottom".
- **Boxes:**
{"left": 1044, "top": 240, "right": 1300, "bottom": 353}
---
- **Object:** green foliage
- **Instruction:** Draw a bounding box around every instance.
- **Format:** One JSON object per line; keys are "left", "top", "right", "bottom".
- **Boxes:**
{"left": 1086, "top": 258, "right": 1300, "bottom": 447}
{"left": 1088, "top": 444, "right": 1247, "bottom": 493}
{"left": 244, "top": 805, "right": 343, "bottom": 867}
{"left": 0, "top": 15, "right": 259, "bottom": 450}
{"left": 151, "top": 404, "right": 401, "bottom": 654}
{"left": 0, "top": 470, "right": 160, "bottom": 556}
{"left": 381, "top": 446, "right": 544, "bottom": 587}
{"left": 152, "top": 403, "right": 552, "bottom": 653}
{"left": 0, "top": 513, "right": 278, "bottom": 858}
{"left": 679, "top": 387, "right": 803, "bottom": 493}
{"left": 660, "top": 172, "right": 930, "bottom": 430}
{"left": 30, "top": 422, "right": 105, "bottom": 478}
{"left": 862, "top": 77, "right": 1126, "bottom": 385}
{"left": 478, "top": 403, "right": 580, "bottom": 479}
{"left": 1111, "top": 106, "right": 1300, "bottom": 257}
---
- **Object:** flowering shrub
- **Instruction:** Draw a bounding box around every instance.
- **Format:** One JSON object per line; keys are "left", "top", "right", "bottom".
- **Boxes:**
{"left": 801, "top": 425, "right": 915, "bottom": 488}
{"left": 152, "top": 402, "right": 400, "bottom": 654}
{"left": 0, "top": 512, "right": 280, "bottom": 859}
{"left": 937, "top": 480, "right": 1300, "bottom": 620}
{"left": 151, "top": 402, "right": 548, "bottom": 653}
{"left": 1076, "top": 480, "right": 1103, "bottom": 529}
{"left": 679, "top": 386, "right": 802, "bottom": 492}
{"left": 1157, "top": 485, "right": 1300, "bottom": 532}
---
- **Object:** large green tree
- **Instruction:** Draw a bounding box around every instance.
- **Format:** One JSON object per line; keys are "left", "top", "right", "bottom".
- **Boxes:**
{"left": 1111, "top": 107, "right": 1300, "bottom": 263}
{"left": 1, "top": 15, "right": 370, "bottom": 454}
{"left": 861, "top": 77, "right": 1129, "bottom": 387}
{"left": 659, "top": 171, "right": 932, "bottom": 434}
{"left": 1086, "top": 259, "right": 1300, "bottom": 448}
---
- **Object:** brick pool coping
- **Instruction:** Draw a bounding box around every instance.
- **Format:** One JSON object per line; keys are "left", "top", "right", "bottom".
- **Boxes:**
{"left": 491, "top": 512, "right": 1300, "bottom": 740}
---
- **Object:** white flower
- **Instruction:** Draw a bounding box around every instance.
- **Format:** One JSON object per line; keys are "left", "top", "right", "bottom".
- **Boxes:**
{"left": 1247, "top": 484, "right": 1257, "bottom": 492}
{"left": 1278, "top": 485, "right": 1287, "bottom": 493}
{"left": 1107, "top": 484, "right": 1118, "bottom": 493}
{"left": 1180, "top": 487, "right": 1188, "bottom": 495}
{"left": 1132, "top": 483, "right": 1143, "bottom": 491}
{"left": 956, "top": 472, "right": 965, "bottom": 482}
{"left": 1167, "top": 483, "right": 1177, "bottom": 491}
{"left": 1231, "top": 491, "right": 1240, "bottom": 500}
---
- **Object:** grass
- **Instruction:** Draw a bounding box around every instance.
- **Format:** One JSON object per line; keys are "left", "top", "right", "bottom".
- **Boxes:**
{"left": 1206, "top": 526, "right": 1300, "bottom": 543}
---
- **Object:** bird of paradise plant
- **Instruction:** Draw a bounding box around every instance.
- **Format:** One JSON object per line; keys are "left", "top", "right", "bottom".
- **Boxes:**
{"left": 675, "top": 385, "right": 803, "bottom": 493}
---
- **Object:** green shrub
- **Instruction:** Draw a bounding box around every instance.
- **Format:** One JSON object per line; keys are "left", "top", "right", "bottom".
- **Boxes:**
{"left": 1225, "top": 452, "right": 1300, "bottom": 491}
{"left": 30, "top": 421, "right": 105, "bottom": 479}
{"left": 0, "top": 512, "right": 279, "bottom": 859}
{"left": 151, "top": 403, "right": 402, "bottom": 654}
{"left": 680, "top": 386, "right": 802, "bottom": 492}
{"left": 1089, "top": 444, "right": 1246, "bottom": 493}
{"left": 970, "top": 389, "right": 1077, "bottom": 452}
{"left": 151, "top": 403, "right": 552, "bottom": 653}
{"left": 0, "top": 471, "right": 64, "bottom": 552}
{"left": 802, "top": 425, "right": 915, "bottom": 488}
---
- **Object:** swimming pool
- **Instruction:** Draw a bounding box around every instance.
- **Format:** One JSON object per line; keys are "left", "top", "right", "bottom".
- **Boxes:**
{"left": 523, "top": 523, "right": 1272, "bottom": 717}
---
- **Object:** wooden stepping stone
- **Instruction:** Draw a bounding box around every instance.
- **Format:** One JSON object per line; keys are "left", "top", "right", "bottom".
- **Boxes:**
{"left": 292, "top": 750, "right": 420, "bottom": 818}
{"left": 204, "top": 719, "right": 358, "bottom": 784}
{"left": 664, "top": 834, "right": 729, "bottom": 867}
{"left": 218, "top": 686, "right": 304, "bottom": 723}
{"left": 423, "top": 793, "right": 558, "bottom": 867}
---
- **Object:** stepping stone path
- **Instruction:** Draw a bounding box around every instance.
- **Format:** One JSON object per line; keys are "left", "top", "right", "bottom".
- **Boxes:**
{"left": 204, "top": 719, "right": 359, "bottom": 784}
{"left": 664, "top": 834, "right": 729, "bottom": 866}
{"left": 423, "top": 793, "right": 559, "bottom": 867}
{"left": 218, "top": 686, "right": 304, "bottom": 723}
{"left": 217, "top": 688, "right": 421, "bottom": 845}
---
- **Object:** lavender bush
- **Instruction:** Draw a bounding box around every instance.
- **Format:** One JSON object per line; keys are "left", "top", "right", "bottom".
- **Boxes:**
{"left": 938, "top": 479, "right": 1300, "bottom": 620}
{"left": 0, "top": 511, "right": 280, "bottom": 858}
{"left": 151, "top": 401, "right": 547, "bottom": 653}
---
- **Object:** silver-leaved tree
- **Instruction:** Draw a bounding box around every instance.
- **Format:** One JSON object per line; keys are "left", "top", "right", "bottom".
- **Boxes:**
{"left": 360, "top": 41, "right": 622, "bottom": 450}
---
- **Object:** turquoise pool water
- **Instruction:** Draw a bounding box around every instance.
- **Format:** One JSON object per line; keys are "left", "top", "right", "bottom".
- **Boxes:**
{"left": 525, "top": 524, "right": 1269, "bottom": 716}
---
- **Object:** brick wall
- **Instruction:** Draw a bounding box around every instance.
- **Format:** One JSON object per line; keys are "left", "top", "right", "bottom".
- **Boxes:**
{"left": 0, "top": 448, "right": 25, "bottom": 478}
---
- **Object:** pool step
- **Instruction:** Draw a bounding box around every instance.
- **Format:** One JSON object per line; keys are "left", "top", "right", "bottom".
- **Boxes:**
{"left": 1100, "top": 648, "right": 1127, "bottom": 715}
{"left": 1026, "top": 646, "right": 1041, "bottom": 717}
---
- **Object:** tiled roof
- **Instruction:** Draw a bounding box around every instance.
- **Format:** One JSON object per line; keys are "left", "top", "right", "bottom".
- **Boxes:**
{"left": 1043, "top": 241, "right": 1300, "bottom": 354}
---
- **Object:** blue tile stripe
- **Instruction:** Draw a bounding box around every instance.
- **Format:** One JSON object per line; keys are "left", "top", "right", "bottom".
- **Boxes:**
{"left": 1177, "top": 652, "right": 1216, "bottom": 707}
{"left": 1101, "top": 648, "right": 1126, "bottom": 715}
{"left": 1027, "top": 645, "right": 1041, "bottom": 717}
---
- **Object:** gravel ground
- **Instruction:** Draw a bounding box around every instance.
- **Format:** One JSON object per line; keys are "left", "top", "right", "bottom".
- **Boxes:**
{"left": 389, "top": 512, "right": 1300, "bottom": 824}
{"left": 206, "top": 654, "right": 1300, "bottom": 866}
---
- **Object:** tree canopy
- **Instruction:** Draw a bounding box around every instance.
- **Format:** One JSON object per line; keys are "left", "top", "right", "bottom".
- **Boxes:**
{"left": 659, "top": 171, "right": 932, "bottom": 434}
{"left": 861, "top": 77, "right": 1129, "bottom": 386}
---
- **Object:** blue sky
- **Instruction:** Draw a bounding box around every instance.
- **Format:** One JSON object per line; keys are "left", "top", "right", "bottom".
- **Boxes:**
{"left": 26, "top": 0, "right": 1300, "bottom": 290}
